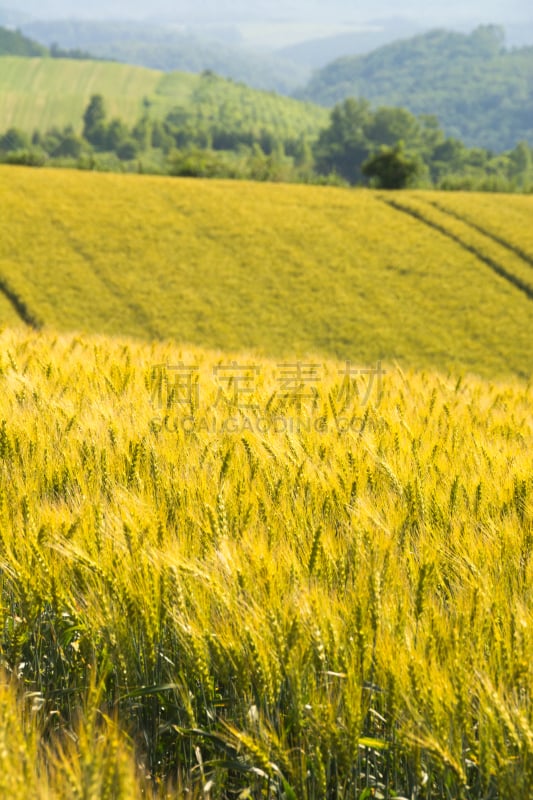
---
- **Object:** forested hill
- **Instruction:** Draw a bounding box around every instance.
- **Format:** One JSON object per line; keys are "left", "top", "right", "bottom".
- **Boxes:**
{"left": 0, "top": 24, "right": 97, "bottom": 59}
{"left": 0, "top": 24, "right": 46, "bottom": 55}
{"left": 296, "top": 26, "right": 533, "bottom": 152}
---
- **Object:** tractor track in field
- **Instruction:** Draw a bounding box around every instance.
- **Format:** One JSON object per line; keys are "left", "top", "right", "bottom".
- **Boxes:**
{"left": 0, "top": 274, "right": 42, "bottom": 329}
{"left": 424, "top": 199, "right": 533, "bottom": 270}
{"left": 379, "top": 196, "right": 533, "bottom": 302}
{"left": 48, "top": 215, "right": 163, "bottom": 341}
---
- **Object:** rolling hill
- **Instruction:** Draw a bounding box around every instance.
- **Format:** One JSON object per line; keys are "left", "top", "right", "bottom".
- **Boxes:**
{"left": 0, "top": 56, "right": 162, "bottom": 132}
{"left": 0, "top": 23, "right": 46, "bottom": 55}
{"left": 0, "top": 165, "right": 532, "bottom": 379}
{"left": 20, "top": 18, "right": 311, "bottom": 93}
{"left": 0, "top": 56, "right": 327, "bottom": 137}
{"left": 296, "top": 26, "right": 533, "bottom": 151}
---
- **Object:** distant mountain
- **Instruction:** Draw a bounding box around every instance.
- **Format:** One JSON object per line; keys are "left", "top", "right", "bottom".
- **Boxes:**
{"left": 21, "top": 19, "right": 310, "bottom": 93}
{"left": 296, "top": 26, "right": 533, "bottom": 151}
{"left": 275, "top": 19, "right": 422, "bottom": 69}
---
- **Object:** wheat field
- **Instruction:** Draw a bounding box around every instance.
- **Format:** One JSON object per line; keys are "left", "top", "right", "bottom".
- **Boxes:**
{"left": 1, "top": 166, "right": 532, "bottom": 379}
{"left": 0, "top": 164, "right": 532, "bottom": 797}
{"left": 0, "top": 326, "right": 531, "bottom": 798}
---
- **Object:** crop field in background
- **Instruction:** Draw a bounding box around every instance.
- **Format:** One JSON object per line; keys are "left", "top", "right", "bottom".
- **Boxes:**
{"left": 0, "top": 57, "right": 327, "bottom": 137}
{"left": 0, "top": 57, "right": 162, "bottom": 131}
{"left": 0, "top": 166, "right": 532, "bottom": 378}
{"left": 0, "top": 327, "right": 531, "bottom": 798}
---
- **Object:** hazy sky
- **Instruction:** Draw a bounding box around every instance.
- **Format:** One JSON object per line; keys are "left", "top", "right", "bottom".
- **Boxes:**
{"left": 8, "top": 0, "right": 532, "bottom": 24}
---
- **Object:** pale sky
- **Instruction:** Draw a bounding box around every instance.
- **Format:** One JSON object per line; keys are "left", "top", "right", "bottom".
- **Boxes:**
{"left": 8, "top": 0, "right": 532, "bottom": 24}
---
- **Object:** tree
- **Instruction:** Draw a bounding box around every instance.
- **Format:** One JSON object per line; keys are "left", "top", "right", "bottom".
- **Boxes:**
{"left": 313, "top": 98, "right": 372, "bottom": 184}
{"left": 508, "top": 141, "right": 532, "bottom": 187}
{"left": 429, "top": 137, "right": 467, "bottom": 181}
{"left": 167, "top": 147, "right": 238, "bottom": 179}
{"left": 41, "top": 127, "right": 63, "bottom": 156}
{"left": 116, "top": 138, "right": 139, "bottom": 161}
{"left": 469, "top": 25, "right": 505, "bottom": 58}
{"left": 247, "top": 143, "right": 270, "bottom": 181}
{"left": 0, "top": 127, "right": 29, "bottom": 152}
{"left": 292, "top": 135, "right": 313, "bottom": 168}
{"left": 106, "top": 118, "right": 129, "bottom": 152}
{"left": 82, "top": 95, "right": 107, "bottom": 145}
{"left": 53, "top": 133, "right": 84, "bottom": 159}
{"left": 132, "top": 116, "right": 151, "bottom": 151}
{"left": 362, "top": 143, "right": 423, "bottom": 189}
{"left": 151, "top": 121, "right": 175, "bottom": 153}
{"left": 364, "top": 107, "right": 421, "bottom": 148}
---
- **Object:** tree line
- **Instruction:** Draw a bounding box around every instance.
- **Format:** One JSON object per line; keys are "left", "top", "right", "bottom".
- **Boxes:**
{"left": 0, "top": 92, "right": 531, "bottom": 191}
{"left": 0, "top": 25, "right": 102, "bottom": 60}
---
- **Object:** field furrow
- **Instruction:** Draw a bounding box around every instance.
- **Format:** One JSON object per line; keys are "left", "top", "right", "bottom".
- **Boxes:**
{"left": 0, "top": 166, "right": 532, "bottom": 379}
{"left": 380, "top": 193, "right": 533, "bottom": 300}
{"left": 0, "top": 265, "right": 41, "bottom": 327}
{"left": 420, "top": 191, "right": 533, "bottom": 263}
{"left": 424, "top": 197, "right": 533, "bottom": 269}
{"left": 0, "top": 277, "right": 31, "bottom": 327}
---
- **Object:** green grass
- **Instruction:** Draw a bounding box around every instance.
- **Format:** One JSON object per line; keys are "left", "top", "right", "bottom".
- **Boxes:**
{"left": 0, "top": 56, "right": 327, "bottom": 138}
{"left": 0, "top": 57, "right": 162, "bottom": 131}
{"left": 0, "top": 166, "right": 532, "bottom": 381}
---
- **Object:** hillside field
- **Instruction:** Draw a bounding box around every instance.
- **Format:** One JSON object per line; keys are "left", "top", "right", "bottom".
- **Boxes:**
{"left": 0, "top": 165, "right": 532, "bottom": 380}
{"left": 0, "top": 56, "right": 327, "bottom": 137}
{"left": 0, "top": 327, "right": 531, "bottom": 798}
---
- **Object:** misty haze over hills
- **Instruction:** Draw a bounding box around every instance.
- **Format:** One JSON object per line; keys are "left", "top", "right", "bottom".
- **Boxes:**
{"left": 1, "top": 1, "right": 532, "bottom": 53}
{"left": 1, "top": 0, "right": 532, "bottom": 94}
{"left": 2, "top": 1, "right": 531, "bottom": 30}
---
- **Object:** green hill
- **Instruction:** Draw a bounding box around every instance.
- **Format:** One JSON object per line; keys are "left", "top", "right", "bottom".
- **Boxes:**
{"left": 21, "top": 19, "right": 311, "bottom": 94}
{"left": 0, "top": 165, "right": 531, "bottom": 379}
{"left": 0, "top": 56, "right": 163, "bottom": 132}
{"left": 0, "top": 24, "right": 46, "bottom": 56}
{"left": 296, "top": 26, "right": 533, "bottom": 151}
{"left": 0, "top": 56, "right": 327, "bottom": 138}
